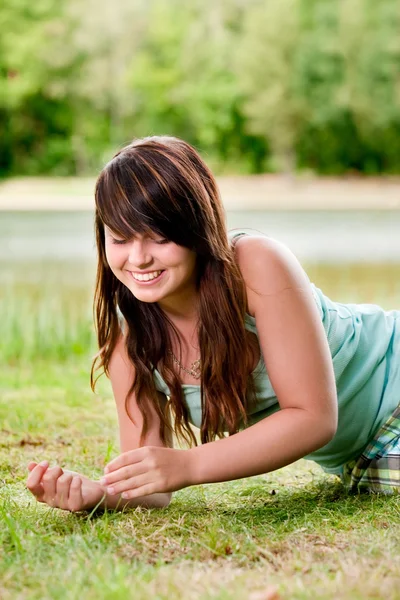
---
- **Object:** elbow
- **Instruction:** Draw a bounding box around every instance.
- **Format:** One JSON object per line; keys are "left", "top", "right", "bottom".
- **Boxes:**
{"left": 305, "top": 407, "right": 337, "bottom": 450}
{"left": 152, "top": 492, "right": 172, "bottom": 508}
{"left": 314, "top": 394, "right": 338, "bottom": 446}
{"left": 323, "top": 425, "right": 337, "bottom": 446}
{"left": 162, "top": 492, "right": 173, "bottom": 508}
{"left": 319, "top": 414, "right": 338, "bottom": 446}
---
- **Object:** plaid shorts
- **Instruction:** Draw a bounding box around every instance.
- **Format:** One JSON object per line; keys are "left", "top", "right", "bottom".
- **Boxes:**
{"left": 341, "top": 405, "right": 400, "bottom": 494}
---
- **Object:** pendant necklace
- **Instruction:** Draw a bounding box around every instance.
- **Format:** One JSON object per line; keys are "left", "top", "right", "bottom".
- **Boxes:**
{"left": 168, "top": 350, "right": 201, "bottom": 380}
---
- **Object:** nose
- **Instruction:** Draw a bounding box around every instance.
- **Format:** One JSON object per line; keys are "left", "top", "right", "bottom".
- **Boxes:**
{"left": 127, "top": 238, "right": 153, "bottom": 269}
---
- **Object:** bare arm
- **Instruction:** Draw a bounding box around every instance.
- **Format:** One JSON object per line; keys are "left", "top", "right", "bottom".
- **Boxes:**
{"left": 97, "top": 334, "right": 173, "bottom": 510}
{"left": 187, "top": 236, "right": 338, "bottom": 485}
{"left": 94, "top": 236, "right": 338, "bottom": 502}
{"left": 26, "top": 335, "right": 172, "bottom": 512}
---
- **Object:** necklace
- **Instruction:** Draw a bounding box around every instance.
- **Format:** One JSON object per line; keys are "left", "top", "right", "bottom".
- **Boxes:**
{"left": 168, "top": 350, "right": 201, "bottom": 379}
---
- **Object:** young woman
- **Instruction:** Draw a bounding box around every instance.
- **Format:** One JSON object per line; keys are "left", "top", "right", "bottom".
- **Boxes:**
{"left": 26, "top": 136, "right": 400, "bottom": 512}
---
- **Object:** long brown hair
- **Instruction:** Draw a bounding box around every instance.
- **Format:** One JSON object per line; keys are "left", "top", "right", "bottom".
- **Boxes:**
{"left": 91, "top": 136, "right": 255, "bottom": 446}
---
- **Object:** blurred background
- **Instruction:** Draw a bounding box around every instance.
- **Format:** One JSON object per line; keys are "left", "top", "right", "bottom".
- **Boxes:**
{"left": 1, "top": 0, "right": 400, "bottom": 365}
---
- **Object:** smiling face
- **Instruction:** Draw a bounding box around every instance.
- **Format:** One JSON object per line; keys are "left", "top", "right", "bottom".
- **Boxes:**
{"left": 95, "top": 137, "right": 230, "bottom": 316}
{"left": 104, "top": 226, "right": 198, "bottom": 309}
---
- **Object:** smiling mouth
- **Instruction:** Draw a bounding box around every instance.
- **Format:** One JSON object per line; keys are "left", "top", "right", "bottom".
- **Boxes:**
{"left": 130, "top": 270, "right": 164, "bottom": 283}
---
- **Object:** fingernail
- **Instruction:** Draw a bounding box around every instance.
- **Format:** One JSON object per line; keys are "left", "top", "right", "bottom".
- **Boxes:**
{"left": 39, "top": 460, "right": 48, "bottom": 467}
{"left": 121, "top": 492, "right": 129, "bottom": 499}
{"left": 104, "top": 467, "right": 109, "bottom": 474}
{"left": 100, "top": 478, "right": 107, "bottom": 486}
{"left": 107, "top": 487, "right": 115, "bottom": 495}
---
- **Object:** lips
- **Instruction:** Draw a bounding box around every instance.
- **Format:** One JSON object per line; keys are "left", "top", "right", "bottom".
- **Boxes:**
{"left": 129, "top": 270, "right": 165, "bottom": 285}
{"left": 131, "top": 269, "right": 163, "bottom": 282}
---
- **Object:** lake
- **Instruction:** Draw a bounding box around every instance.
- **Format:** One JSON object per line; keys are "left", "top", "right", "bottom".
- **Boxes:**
{"left": 1, "top": 209, "right": 400, "bottom": 263}
{"left": 1, "top": 209, "right": 399, "bottom": 363}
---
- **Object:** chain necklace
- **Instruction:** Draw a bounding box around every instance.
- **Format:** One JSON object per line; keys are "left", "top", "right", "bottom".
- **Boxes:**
{"left": 168, "top": 350, "right": 201, "bottom": 380}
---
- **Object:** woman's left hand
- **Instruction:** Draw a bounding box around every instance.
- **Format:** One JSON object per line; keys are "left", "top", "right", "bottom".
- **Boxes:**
{"left": 101, "top": 446, "right": 195, "bottom": 499}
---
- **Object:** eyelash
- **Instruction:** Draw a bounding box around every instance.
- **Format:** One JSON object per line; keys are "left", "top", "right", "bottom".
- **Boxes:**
{"left": 111, "top": 237, "right": 168, "bottom": 245}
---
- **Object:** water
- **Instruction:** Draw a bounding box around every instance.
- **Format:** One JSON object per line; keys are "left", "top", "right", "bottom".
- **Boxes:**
{"left": 1, "top": 209, "right": 400, "bottom": 263}
{"left": 1, "top": 210, "right": 400, "bottom": 359}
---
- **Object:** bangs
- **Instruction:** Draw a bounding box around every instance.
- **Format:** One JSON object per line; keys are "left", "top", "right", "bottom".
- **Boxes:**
{"left": 95, "top": 152, "right": 193, "bottom": 247}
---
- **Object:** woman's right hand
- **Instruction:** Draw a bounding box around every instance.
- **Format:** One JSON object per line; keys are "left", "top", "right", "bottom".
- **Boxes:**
{"left": 26, "top": 461, "right": 105, "bottom": 512}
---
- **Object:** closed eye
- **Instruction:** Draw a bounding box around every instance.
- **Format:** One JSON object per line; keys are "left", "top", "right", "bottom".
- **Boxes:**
{"left": 111, "top": 237, "right": 127, "bottom": 245}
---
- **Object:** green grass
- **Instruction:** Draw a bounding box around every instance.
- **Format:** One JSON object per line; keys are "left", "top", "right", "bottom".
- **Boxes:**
{"left": 1, "top": 263, "right": 400, "bottom": 599}
{"left": 1, "top": 262, "right": 400, "bottom": 364}
{"left": 1, "top": 363, "right": 400, "bottom": 600}
{"left": 0, "top": 263, "right": 95, "bottom": 363}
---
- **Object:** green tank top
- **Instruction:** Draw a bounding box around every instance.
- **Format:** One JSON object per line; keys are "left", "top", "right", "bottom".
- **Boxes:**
{"left": 152, "top": 235, "right": 400, "bottom": 475}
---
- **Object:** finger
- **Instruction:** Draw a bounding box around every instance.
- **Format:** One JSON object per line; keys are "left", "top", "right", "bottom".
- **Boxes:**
{"left": 42, "top": 466, "right": 63, "bottom": 505}
{"left": 104, "top": 448, "right": 144, "bottom": 474}
{"left": 101, "top": 463, "right": 147, "bottom": 486}
{"left": 119, "top": 482, "right": 156, "bottom": 500}
{"left": 69, "top": 476, "right": 83, "bottom": 512}
{"left": 56, "top": 472, "right": 73, "bottom": 510}
{"left": 26, "top": 461, "right": 49, "bottom": 499}
{"left": 106, "top": 473, "right": 150, "bottom": 496}
{"left": 28, "top": 462, "right": 38, "bottom": 472}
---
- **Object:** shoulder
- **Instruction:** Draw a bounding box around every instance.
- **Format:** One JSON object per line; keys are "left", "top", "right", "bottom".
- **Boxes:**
{"left": 108, "top": 332, "right": 133, "bottom": 378}
{"left": 233, "top": 234, "right": 311, "bottom": 316}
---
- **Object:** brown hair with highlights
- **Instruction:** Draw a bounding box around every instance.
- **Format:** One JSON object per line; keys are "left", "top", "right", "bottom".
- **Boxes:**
{"left": 91, "top": 136, "right": 255, "bottom": 446}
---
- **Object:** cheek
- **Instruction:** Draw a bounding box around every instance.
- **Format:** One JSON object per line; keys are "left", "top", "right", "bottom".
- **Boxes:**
{"left": 172, "top": 251, "right": 197, "bottom": 277}
{"left": 166, "top": 250, "right": 187, "bottom": 265}
{"left": 105, "top": 244, "right": 122, "bottom": 269}
{"left": 104, "top": 249, "right": 115, "bottom": 272}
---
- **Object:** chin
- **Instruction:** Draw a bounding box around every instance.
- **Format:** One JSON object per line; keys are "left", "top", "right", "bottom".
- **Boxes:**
{"left": 126, "top": 286, "right": 166, "bottom": 304}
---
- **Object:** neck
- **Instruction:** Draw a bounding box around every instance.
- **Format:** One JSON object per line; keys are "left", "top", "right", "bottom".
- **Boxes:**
{"left": 157, "top": 289, "right": 199, "bottom": 322}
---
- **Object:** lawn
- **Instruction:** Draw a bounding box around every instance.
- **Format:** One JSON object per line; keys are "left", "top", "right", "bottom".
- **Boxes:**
{"left": 1, "top": 263, "right": 400, "bottom": 599}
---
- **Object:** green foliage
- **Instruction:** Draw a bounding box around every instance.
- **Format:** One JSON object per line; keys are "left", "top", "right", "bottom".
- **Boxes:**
{"left": 1, "top": 0, "right": 400, "bottom": 175}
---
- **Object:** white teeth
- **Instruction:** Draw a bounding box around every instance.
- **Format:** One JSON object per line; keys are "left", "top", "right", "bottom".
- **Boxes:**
{"left": 132, "top": 270, "right": 162, "bottom": 282}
